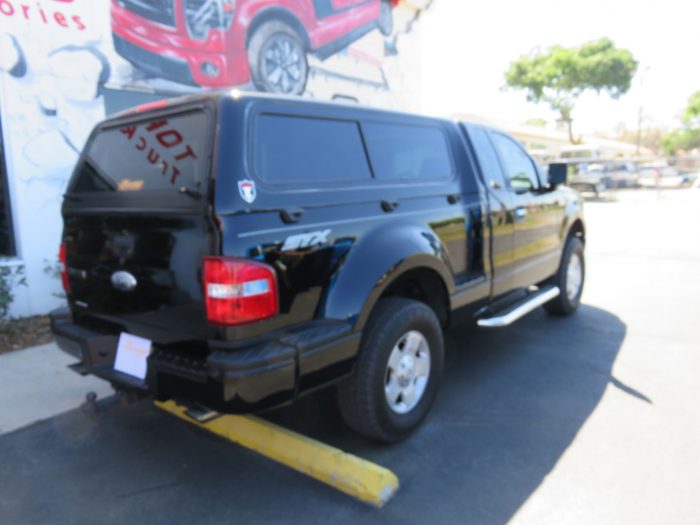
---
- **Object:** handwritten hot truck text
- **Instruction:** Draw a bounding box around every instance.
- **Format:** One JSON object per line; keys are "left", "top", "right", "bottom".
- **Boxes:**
{"left": 120, "top": 120, "right": 198, "bottom": 186}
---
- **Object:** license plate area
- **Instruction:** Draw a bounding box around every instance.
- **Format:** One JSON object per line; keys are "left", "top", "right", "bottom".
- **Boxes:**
{"left": 114, "top": 333, "right": 152, "bottom": 380}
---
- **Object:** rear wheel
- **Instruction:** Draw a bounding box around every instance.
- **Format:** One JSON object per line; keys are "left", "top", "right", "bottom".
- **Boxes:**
{"left": 544, "top": 236, "right": 585, "bottom": 315}
{"left": 248, "top": 21, "right": 308, "bottom": 95}
{"left": 337, "top": 298, "right": 444, "bottom": 442}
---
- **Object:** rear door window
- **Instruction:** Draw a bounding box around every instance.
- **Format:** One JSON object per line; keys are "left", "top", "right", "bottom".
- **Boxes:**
{"left": 253, "top": 114, "right": 372, "bottom": 185}
{"left": 362, "top": 122, "right": 453, "bottom": 181}
{"left": 72, "top": 111, "right": 210, "bottom": 194}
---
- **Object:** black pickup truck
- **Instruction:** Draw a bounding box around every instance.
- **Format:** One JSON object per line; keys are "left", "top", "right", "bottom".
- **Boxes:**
{"left": 51, "top": 92, "right": 585, "bottom": 442}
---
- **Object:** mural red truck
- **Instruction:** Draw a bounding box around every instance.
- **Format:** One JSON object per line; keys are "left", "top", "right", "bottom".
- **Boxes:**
{"left": 111, "top": 0, "right": 398, "bottom": 94}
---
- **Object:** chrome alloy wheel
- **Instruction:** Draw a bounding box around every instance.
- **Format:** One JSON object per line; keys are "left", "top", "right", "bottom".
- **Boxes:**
{"left": 384, "top": 330, "right": 431, "bottom": 415}
{"left": 566, "top": 252, "right": 583, "bottom": 301}
{"left": 262, "top": 35, "right": 304, "bottom": 94}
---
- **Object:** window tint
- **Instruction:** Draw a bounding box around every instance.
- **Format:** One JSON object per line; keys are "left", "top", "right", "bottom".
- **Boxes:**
{"left": 73, "top": 111, "right": 210, "bottom": 194}
{"left": 362, "top": 122, "right": 452, "bottom": 181}
{"left": 468, "top": 127, "right": 507, "bottom": 190}
{"left": 254, "top": 114, "right": 371, "bottom": 184}
{"left": 491, "top": 133, "right": 539, "bottom": 191}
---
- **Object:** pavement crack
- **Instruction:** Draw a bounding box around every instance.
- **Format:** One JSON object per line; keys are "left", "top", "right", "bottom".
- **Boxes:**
{"left": 118, "top": 480, "right": 183, "bottom": 499}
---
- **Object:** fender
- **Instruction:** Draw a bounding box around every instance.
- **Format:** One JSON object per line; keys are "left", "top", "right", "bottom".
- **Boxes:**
{"left": 558, "top": 190, "right": 585, "bottom": 243}
{"left": 242, "top": 4, "right": 313, "bottom": 50}
{"left": 319, "top": 219, "right": 456, "bottom": 331}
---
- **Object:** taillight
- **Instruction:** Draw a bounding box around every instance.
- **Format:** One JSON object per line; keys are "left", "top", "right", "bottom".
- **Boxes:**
{"left": 203, "top": 257, "right": 278, "bottom": 326}
{"left": 59, "top": 243, "right": 71, "bottom": 294}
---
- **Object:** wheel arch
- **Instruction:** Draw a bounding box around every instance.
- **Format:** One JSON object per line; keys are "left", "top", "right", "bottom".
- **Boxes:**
{"left": 377, "top": 266, "right": 451, "bottom": 328}
{"left": 319, "top": 221, "right": 455, "bottom": 332}
{"left": 567, "top": 218, "right": 585, "bottom": 244}
{"left": 245, "top": 7, "right": 311, "bottom": 50}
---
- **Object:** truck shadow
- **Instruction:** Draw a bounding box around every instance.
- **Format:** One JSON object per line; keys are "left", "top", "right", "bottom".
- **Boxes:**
{"left": 0, "top": 305, "right": 627, "bottom": 525}
{"left": 268, "top": 304, "right": 628, "bottom": 523}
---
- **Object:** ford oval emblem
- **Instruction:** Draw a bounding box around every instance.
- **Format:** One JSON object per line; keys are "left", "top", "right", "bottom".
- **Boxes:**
{"left": 111, "top": 271, "right": 137, "bottom": 292}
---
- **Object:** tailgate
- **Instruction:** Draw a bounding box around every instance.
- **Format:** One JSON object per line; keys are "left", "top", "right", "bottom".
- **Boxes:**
{"left": 62, "top": 103, "right": 218, "bottom": 343}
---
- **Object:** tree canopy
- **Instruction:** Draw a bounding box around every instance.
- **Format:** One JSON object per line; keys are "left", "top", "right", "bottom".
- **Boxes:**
{"left": 681, "top": 91, "right": 700, "bottom": 127}
{"left": 505, "top": 38, "right": 638, "bottom": 143}
{"left": 661, "top": 90, "right": 700, "bottom": 155}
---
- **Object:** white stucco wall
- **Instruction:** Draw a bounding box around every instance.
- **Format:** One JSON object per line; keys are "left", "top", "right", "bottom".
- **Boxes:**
{"left": 0, "top": 0, "right": 110, "bottom": 317}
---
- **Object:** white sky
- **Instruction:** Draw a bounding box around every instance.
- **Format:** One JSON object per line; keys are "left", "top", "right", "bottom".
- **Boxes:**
{"left": 419, "top": 0, "right": 700, "bottom": 135}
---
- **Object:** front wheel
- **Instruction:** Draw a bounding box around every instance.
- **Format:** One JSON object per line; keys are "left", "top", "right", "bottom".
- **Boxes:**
{"left": 337, "top": 298, "right": 444, "bottom": 442}
{"left": 248, "top": 21, "right": 308, "bottom": 95}
{"left": 544, "top": 236, "right": 585, "bottom": 315}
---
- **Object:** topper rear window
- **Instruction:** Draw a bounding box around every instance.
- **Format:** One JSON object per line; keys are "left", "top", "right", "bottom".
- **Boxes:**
{"left": 71, "top": 111, "right": 210, "bottom": 194}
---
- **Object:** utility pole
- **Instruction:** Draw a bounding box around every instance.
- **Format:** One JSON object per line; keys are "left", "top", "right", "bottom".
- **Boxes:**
{"left": 636, "top": 66, "right": 651, "bottom": 156}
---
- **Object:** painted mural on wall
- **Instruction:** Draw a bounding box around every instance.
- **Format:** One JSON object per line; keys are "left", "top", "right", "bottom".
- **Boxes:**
{"left": 112, "top": 0, "right": 398, "bottom": 94}
{"left": 0, "top": 0, "right": 432, "bottom": 316}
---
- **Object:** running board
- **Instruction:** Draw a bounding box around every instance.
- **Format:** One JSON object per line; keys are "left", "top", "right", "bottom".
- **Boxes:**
{"left": 477, "top": 286, "right": 560, "bottom": 328}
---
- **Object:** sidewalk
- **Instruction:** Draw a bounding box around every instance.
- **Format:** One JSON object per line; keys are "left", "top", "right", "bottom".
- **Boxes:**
{"left": 0, "top": 342, "right": 113, "bottom": 435}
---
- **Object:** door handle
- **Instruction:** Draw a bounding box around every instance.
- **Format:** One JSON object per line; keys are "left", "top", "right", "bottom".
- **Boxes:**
{"left": 280, "top": 208, "right": 305, "bottom": 224}
{"left": 381, "top": 200, "right": 399, "bottom": 212}
{"left": 447, "top": 194, "right": 462, "bottom": 204}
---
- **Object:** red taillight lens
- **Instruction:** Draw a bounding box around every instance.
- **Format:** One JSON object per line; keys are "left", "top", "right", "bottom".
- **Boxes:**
{"left": 59, "top": 243, "right": 71, "bottom": 294}
{"left": 203, "top": 257, "right": 278, "bottom": 326}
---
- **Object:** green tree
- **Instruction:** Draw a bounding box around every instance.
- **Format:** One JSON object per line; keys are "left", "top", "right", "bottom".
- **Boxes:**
{"left": 661, "top": 90, "right": 700, "bottom": 155}
{"left": 505, "top": 38, "right": 638, "bottom": 143}
{"left": 682, "top": 91, "right": 700, "bottom": 127}
{"left": 524, "top": 117, "right": 548, "bottom": 127}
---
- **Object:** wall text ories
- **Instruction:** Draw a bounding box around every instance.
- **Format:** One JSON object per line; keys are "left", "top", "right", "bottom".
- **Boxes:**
{"left": 0, "top": 0, "right": 86, "bottom": 30}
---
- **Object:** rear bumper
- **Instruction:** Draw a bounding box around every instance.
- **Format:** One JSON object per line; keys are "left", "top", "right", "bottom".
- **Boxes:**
{"left": 50, "top": 308, "right": 360, "bottom": 413}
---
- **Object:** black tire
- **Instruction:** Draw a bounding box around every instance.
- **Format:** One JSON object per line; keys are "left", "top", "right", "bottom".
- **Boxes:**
{"left": 337, "top": 298, "right": 444, "bottom": 443}
{"left": 248, "top": 21, "right": 308, "bottom": 95}
{"left": 377, "top": 0, "right": 394, "bottom": 36}
{"left": 544, "top": 236, "right": 585, "bottom": 316}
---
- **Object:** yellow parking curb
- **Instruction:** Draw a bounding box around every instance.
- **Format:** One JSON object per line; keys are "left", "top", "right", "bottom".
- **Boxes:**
{"left": 155, "top": 400, "right": 399, "bottom": 507}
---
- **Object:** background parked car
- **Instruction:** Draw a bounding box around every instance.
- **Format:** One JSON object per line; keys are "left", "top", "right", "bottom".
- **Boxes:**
{"left": 595, "top": 161, "right": 639, "bottom": 188}
{"left": 638, "top": 163, "right": 687, "bottom": 188}
{"left": 112, "top": 0, "right": 398, "bottom": 95}
{"left": 565, "top": 160, "right": 607, "bottom": 196}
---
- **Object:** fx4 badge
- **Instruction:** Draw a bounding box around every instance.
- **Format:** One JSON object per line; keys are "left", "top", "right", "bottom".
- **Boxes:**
{"left": 282, "top": 229, "right": 331, "bottom": 252}
{"left": 238, "top": 179, "right": 256, "bottom": 203}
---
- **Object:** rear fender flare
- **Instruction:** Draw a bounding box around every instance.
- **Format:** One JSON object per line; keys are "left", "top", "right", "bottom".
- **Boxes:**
{"left": 319, "top": 221, "right": 455, "bottom": 331}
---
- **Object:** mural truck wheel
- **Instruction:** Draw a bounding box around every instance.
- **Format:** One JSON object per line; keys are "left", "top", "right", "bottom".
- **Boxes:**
{"left": 248, "top": 21, "right": 308, "bottom": 96}
{"left": 378, "top": 0, "right": 394, "bottom": 36}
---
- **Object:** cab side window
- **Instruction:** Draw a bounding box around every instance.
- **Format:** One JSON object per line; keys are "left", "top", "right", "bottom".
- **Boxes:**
{"left": 491, "top": 132, "right": 539, "bottom": 192}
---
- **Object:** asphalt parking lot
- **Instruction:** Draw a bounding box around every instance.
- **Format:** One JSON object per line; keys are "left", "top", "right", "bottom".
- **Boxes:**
{"left": 1, "top": 188, "right": 698, "bottom": 525}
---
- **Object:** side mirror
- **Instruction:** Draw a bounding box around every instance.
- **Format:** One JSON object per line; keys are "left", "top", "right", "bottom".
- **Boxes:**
{"left": 548, "top": 163, "right": 567, "bottom": 187}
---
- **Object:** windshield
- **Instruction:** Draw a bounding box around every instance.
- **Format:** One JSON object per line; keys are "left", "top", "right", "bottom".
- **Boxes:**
{"left": 71, "top": 111, "right": 210, "bottom": 194}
